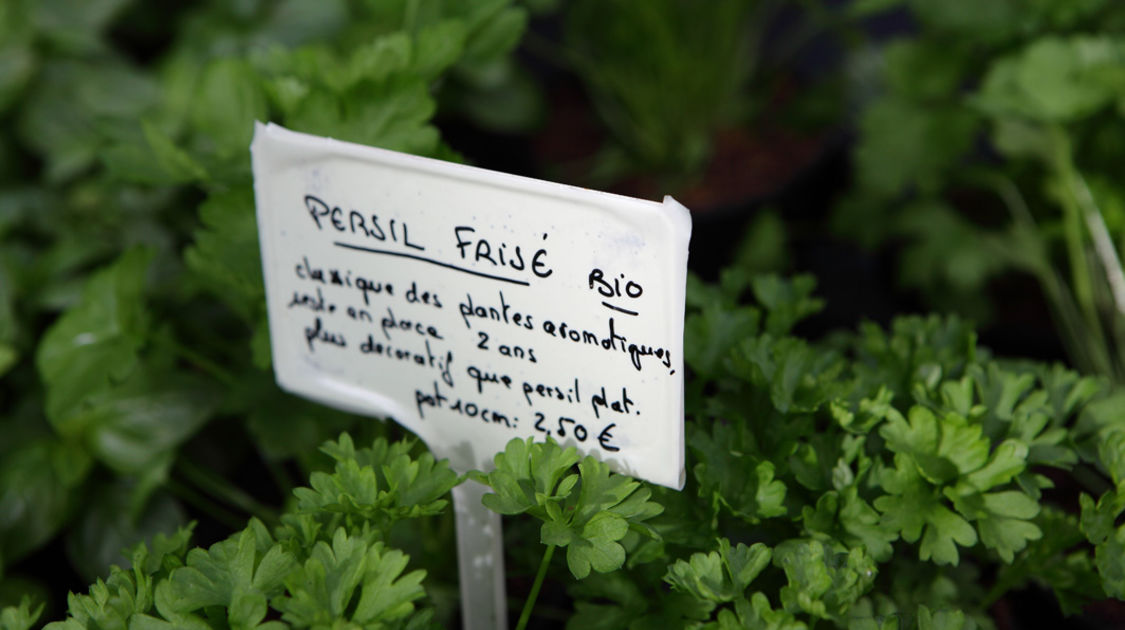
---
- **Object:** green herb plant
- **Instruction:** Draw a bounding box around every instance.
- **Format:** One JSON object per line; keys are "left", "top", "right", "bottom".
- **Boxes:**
{"left": 9, "top": 274, "right": 1125, "bottom": 628}
{"left": 1, "top": 434, "right": 460, "bottom": 630}
{"left": 4, "top": 1, "right": 1125, "bottom": 627}
{"left": 836, "top": 0, "right": 1125, "bottom": 384}
{"left": 549, "top": 0, "right": 843, "bottom": 193}
{"left": 0, "top": 0, "right": 527, "bottom": 610}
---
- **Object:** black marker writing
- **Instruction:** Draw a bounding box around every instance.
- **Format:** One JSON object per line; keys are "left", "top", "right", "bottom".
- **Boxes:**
{"left": 305, "top": 194, "right": 425, "bottom": 250}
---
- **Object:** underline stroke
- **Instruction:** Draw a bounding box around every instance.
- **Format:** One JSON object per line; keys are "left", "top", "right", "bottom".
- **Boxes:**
{"left": 601, "top": 301, "right": 638, "bottom": 316}
{"left": 333, "top": 241, "right": 531, "bottom": 286}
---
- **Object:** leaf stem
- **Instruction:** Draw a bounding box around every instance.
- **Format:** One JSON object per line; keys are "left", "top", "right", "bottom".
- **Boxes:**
{"left": 515, "top": 544, "right": 556, "bottom": 630}
{"left": 175, "top": 458, "right": 280, "bottom": 526}
{"left": 166, "top": 478, "right": 245, "bottom": 531}
{"left": 156, "top": 333, "right": 239, "bottom": 386}
{"left": 1049, "top": 126, "right": 1113, "bottom": 376}
{"left": 991, "top": 175, "right": 1104, "bottom": 374}
{"left": 259, "top": 448, "right": 295, "bottom": 500}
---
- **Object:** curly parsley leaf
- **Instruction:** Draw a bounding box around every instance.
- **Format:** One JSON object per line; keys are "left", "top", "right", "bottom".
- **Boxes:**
{"left": 1080, "top": 484, "right": 1125, "bottom": 599}
{"left": 691, "top": 422, "right": 787, "bottom": 525}
{"left": 773, "top": 539, "right": 877, "bottom": 622}
{"left": 875, "top": 456, "right": 978, "bottom": 566}
{"left": 476, "top": 436, "right": 580, "bottom": 517}
{"left": 545, "top": 455, "right": 663, "bottom": 579}
{"left": 159, "top": 525, "right": 295, "bottom": 628}
{"left": 274, "top": 528, "right": 426, "bottom": 628}
{"left": 477, "top": 437, "right": 661, "bottom": 579}
{"left": 0, "top": 597, "right": 42, "bottom": 630}
{"left": 664, "top": 539, "right": 771, "bottom": 604}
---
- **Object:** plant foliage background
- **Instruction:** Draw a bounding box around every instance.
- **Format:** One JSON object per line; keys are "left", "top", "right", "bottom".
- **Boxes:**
{"left": 3, "top": 1, "right": 1125, "bottom": 629}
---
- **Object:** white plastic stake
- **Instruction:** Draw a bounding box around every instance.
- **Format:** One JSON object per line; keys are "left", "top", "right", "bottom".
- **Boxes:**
{"left": 452, "top": 481, "right": 507, "bottom": 629}
{"left": 250, "top": 122, "right": 690, "bottom": 629}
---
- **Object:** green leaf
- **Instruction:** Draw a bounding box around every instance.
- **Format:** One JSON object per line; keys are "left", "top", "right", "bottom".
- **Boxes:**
{"left": 285, "top": 79, "right": 440, "bottom": 156}
{"left": 144, "top": 119, "right": 210, "bottom": 183}
{"left": 18, "top": 60, "right": 160, "bottom": 181}
{"left": 0, "top": 24, "right": 34, "bottom": 116}
{"left": 557, "top": 456, "right": 662, "bottom": 579}
{"left": 350, "top": 545, "right": 426, "bottom": 624}
{"left": 133, "top": 524, "right": 195, "bottom": 578}
{"left": 0, "top": 596, "right": 43, "bottom": 630}
{"left": 918, "top": 504, "right": 977, "bottom": 567}
{"left": 875, "top": 458, "right": 977, "bottom": 566}
{"left": 895, "top": 201, "right": 1008, "bottom": 295}
{"left": 57, "top": 367, "right": 216, "bottom": 480}
{"left": 691, "top": 423, "right": 787, "bottom": 524}
{"left": 948, "top": 490, "right": 1041, "bottom": 562}
{"left": 975, "top": 36, "right": 1125, "bottom": 123}
{"left": 664, "top": 539, "right": 770, "bottom": 603}
{"left": 479, "top": 438, "right": 660, "bottom": 579}
{"left": 36, "top": 248, "right": 151, "bottom": 423}
{"left": 732, "top": 592, "right": 807, "bottom": 630}
{"left": 292, "top": 436, "right": 457, "bottom": 533}
{"left": 916, "top": 604, "right": 976, "bottom": 630}
{"left": 0, "top": 345, "right": 17, "bottom": 379}
{"left": 0, "top": 439, "right": 90, "bottom": 569}
{"left": 244, "top": 382, "right": 358, "bottom": 460}
{"left": 1080, "top": 484, "right": 1125, "bottom": 597}
{"left": 460, "top": 5, "right": 527, "bottom": 65}
{"left": 852, "top": 315, "right": 978, "bottom": 401}
{"left": 960, "top": 440, "right": 1028, "bottom": 491}
{"left": 731, "top": 335, "right": 844, "bottom": 414}
{"left": 66, "top": 483, "right": 186, "bottom": 583}
{"left": 163, "top": 526, "right": 295, "bottom": 626}
{"left": 568, "top": 571, "right": 714, "bottom": 629}
{"left": 1098, "top": 430, "right": 1125, "bottom": 485}
{"left": 773, "top": 539, "right": 877, "bottom": 621}
{"left": 683, "top": 302, "right": 759, "bottom": 379}
{"left": 190, "top": 59, "right": 268, "bottom": 158}
{"left": 1080, "top": 487, "right": 1125, "bottom": 546}
{"left": 102, "top": 118, "right": 210, "bottom": 185}
{"left": 1094, "top": 529, "right": 1125, "bottom": 600}
{"left": 184, "top": 188, "right": 264, "bottom": 323}
{"left": 803, "top": 489, "right": 896, "bottom": 563}
{"left": 275, "top": 528, "right": 424, "bottom": 627}
{"left": 854, "top": 97, "right": 977, "bottom": 198}
{"left": 478, "top": 437, "right": 580, "bottom": 517}
{"left": 883, "top": 39, "right": 967, "bottom": 101}
{"left": 992, "top": 507, "right": 1101, "bottom": 615}
{"left": 30, "top": 0, "right": 130, "bottom": 52}
{"left": 907, "top": 0, "right": 1021, "bottom": 39}
{"left": 414, "top": 20, "right": 469, "bottom": 79}
{"left": 381, "top": 445, "right": 460, "bottom": 516}
{"left": 879, "top": 407, "right": 989, "bottom": 485}
{"left": 751, "top": 274, "right": 824, "bottom": 337}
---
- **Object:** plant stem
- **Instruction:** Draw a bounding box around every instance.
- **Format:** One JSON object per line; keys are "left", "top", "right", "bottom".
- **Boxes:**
{"left": 991, "top": 175, "right": 1103, "bottom": 374}
{"left": 175, "top": 458, "right": 280, "bottom": 526}
{"left": 260, "top": 448, "right": 295, "bottom": 500}
{"left": 166, "top": 478, "right": 245, "bottom": 531}
{"left": 1049, "top": 125, "right": 1117, "bottom": 378}
{"left": 157, "top": 333, "right": 239, "bottom": 387}
{"left": 1071, "top": 169, "right": 1125, "bottom": 318}
{"left": 516, "top": 544, "right": 556, "bottom": 630}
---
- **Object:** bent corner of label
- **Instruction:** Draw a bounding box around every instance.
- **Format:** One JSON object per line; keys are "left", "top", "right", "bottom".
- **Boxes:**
{"left": 250, "top": 120, "right": 273, "bottom": 148}
{"left": 661, "top": 196, "right": 694, "bottom": 243}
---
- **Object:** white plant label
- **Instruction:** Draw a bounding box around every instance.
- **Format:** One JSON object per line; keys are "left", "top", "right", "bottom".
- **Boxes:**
{"left": 250, "top": 122, "right": 690, "bottom": 489}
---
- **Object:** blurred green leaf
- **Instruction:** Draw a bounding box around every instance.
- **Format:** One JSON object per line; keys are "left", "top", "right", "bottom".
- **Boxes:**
{"left": 66, "top": 484, "right": 185, "bottom": 583}
{"left": 36, "top": 248, "right": 151, "bottom": 424}
{"left": 0, "top": 439, "right": 90, "bottom": 570}
{"left": 184, "top": 188, "right": 263, "bottom": 323}
{"left": 190, "top": 59, "right": 268, "bottom": 159}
